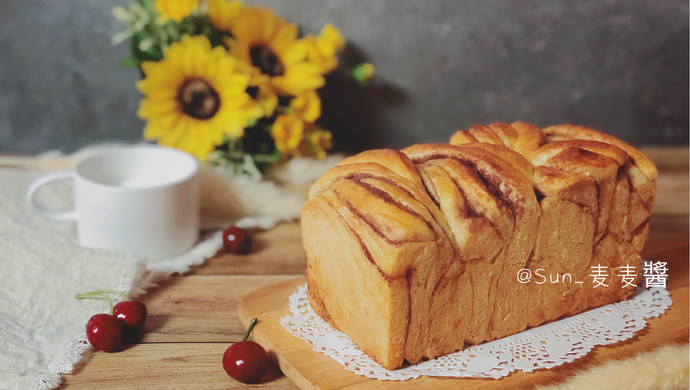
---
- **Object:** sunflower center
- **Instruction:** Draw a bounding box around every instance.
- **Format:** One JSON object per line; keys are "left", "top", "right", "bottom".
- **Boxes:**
{"left": 249, "top": 45, "right": 285, "bottom": 77}
{"left": 177, "top": 78, "right": 220, "bottom": 120}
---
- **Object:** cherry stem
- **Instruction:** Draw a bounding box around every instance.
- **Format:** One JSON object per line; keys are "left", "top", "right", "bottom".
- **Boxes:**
{"left": 79, "top": 289, "right": 129, "bottom": 300}
{"left": 75, "top": 290, "right": 125, "bottom": 316}
{"left": 105, "top": 294, "right": 114, "bottom": 315}
{"left": 243, "top": 318, "right": 258, "bottom": 342}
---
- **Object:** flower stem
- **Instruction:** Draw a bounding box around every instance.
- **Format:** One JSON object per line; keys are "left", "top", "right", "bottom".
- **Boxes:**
{"left": 243, "top": 318, "right": 258, "bottom": 342}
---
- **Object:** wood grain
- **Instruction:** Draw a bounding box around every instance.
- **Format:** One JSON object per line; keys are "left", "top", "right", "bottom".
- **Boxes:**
{"left": 61, "top": 343, "right": 297, "bottom": 390}
{"left": 59, "top": 148, "right": 688, "bottom": 389}
{"left": 189, "top": 223, "right": 307, "bottom": 276}
{"left": 639, "top": 146, "right": 689, "bottom": 171}
{"left": 139, "top": 275, "right": 300, "bottom": 343}
{"left": 63, "top": 275, "right": 302, "bottom": 389}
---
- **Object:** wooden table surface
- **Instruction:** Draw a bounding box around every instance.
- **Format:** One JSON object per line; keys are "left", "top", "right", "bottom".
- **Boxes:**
{"left": 46, "top": 147, "right": 688, "bottom": 389}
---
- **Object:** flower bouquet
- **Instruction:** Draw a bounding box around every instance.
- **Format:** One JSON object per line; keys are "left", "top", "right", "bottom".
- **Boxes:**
{"left": 113, "top": 0, "right": 373, "bottom": 178}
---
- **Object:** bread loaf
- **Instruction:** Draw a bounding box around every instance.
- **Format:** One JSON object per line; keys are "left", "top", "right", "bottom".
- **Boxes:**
{"left": 301, "top": 123, "right": 656, "bottom": 369}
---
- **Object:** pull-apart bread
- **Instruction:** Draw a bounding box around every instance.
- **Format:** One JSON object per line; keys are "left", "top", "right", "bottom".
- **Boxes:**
{"left": 301, "top": 123, "right": 657, "bottom": 369}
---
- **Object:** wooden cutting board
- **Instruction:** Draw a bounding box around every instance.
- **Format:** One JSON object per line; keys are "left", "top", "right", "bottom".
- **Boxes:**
{"left": 238, "top": 277, "right": 689, "bottom": 390}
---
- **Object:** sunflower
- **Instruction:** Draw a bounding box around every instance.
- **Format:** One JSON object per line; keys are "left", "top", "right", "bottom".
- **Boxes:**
{"left": 308, "top": 129, "right": 333, "bottom": 159}
{"left": 271, "top": 114, "right": 332, "bottom": 159}
{"left": 290, "top": 90, "right": 321, "bottom": 122}
{"left": 220, "top": 6, "right": 324, "bottom": 96}
{"left": 137, "top": 35, "right": 262, "bottom": 160}
{"left": 271, "top": 114, "right": 304, "bottom": 157}
{"left": 304, "top": 23, "right": 345, "bottom": 74}
{"left": 207, "top": 0, "right": 242, "bottom": 32}
{"left": 251, "top": 82, "right": 278, "bottom": 117}
{"left": 155, "top": 0, "right": 198, "bottom": 22}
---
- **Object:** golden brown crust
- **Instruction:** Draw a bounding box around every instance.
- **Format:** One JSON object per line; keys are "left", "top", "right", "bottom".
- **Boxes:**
{"left": 337, "top": 149, "right": 425, "bottom": 189}
{"left": 532, "top": 143, "right": 623, "bottom": 243}
{"left": 303, "top": 149, "right": 457, "bottom": 368}
{"left": 450, "top": 121, "right": 546, "bottom": 156}
{"left": 303, "top": 122, "right": 656, "bottom": 369}
{"left": 543, "top": 125, "right": 656, "bottom": 178}
{"left": 543, "top": 124, "right": 657, "bottom": 210}
{"left": 466, "top": 142, "right": 535, "bottom": 182}
{"left": 403, "top": 143, "right": 540, "bottom": 344}
{"left": 540, "top": 125, "right": 656, "bottom": 250}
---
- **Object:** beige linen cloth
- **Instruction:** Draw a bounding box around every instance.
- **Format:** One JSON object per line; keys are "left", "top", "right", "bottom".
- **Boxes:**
{"left": 0, "top": 145, "right": 341, "bottom": 390}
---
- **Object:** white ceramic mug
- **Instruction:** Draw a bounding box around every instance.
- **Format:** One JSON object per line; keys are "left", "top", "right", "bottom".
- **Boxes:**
{"left": 27, "top": 146, "right": 200, "bottom": 259}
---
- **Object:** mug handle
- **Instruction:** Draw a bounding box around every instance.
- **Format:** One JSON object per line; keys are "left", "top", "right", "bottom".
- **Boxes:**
{"left": 26, "top": 171, "right": 78, "bottom": 221}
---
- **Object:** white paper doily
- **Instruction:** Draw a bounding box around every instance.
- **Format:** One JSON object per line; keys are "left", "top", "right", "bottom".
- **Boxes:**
{"left": 280, "top": 284, "right": 672, "bottom": 380}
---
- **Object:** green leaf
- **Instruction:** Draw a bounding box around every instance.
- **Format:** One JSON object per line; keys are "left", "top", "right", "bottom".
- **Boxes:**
{"left": 131, "top": 3, "right": 151, "bottom": 21}
{"left": 138, "top": 37, "right": 155, "bottom": 51}
{"left": 131, "top": 30, "right": 164, "bottom": 62}
{"left": 241, "top": 154, "right": 263, "bottom": 180}
{"left": 112, "top": 6, "right": 135, "bottom": 24}
{"left": 111, "top": 29, "right": 135, "bottom": 46}
{"left": 139, "top": 0, "right": 156, "bottom": 13}
{"left": 119, "top": 57, "right": 140, "bottom": 68}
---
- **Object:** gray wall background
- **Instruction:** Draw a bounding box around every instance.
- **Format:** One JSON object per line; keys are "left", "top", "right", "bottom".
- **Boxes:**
{"left": 1, "top": 0, "right": 687, "bottom": 154}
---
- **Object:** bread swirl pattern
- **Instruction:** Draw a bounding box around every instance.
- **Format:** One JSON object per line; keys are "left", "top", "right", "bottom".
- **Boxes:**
{"left": 302, "top": 123, "right": 656, "bottom": 369}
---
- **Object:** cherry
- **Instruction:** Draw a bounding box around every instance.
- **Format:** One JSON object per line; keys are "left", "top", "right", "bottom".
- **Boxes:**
{"left": 114, "top": 301, "right": 148, "bottom": 332}
{"left": 223, "top": 318, "right": 269, "bottom": 383}
{"left": 86, "top": 314, "right": 124, "bottom": 352}
{"left": 222, "top": 226, "right": 252, "bottom": 254}
{"left": 76, "top": 290, "right": 148, "bottom": 349}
